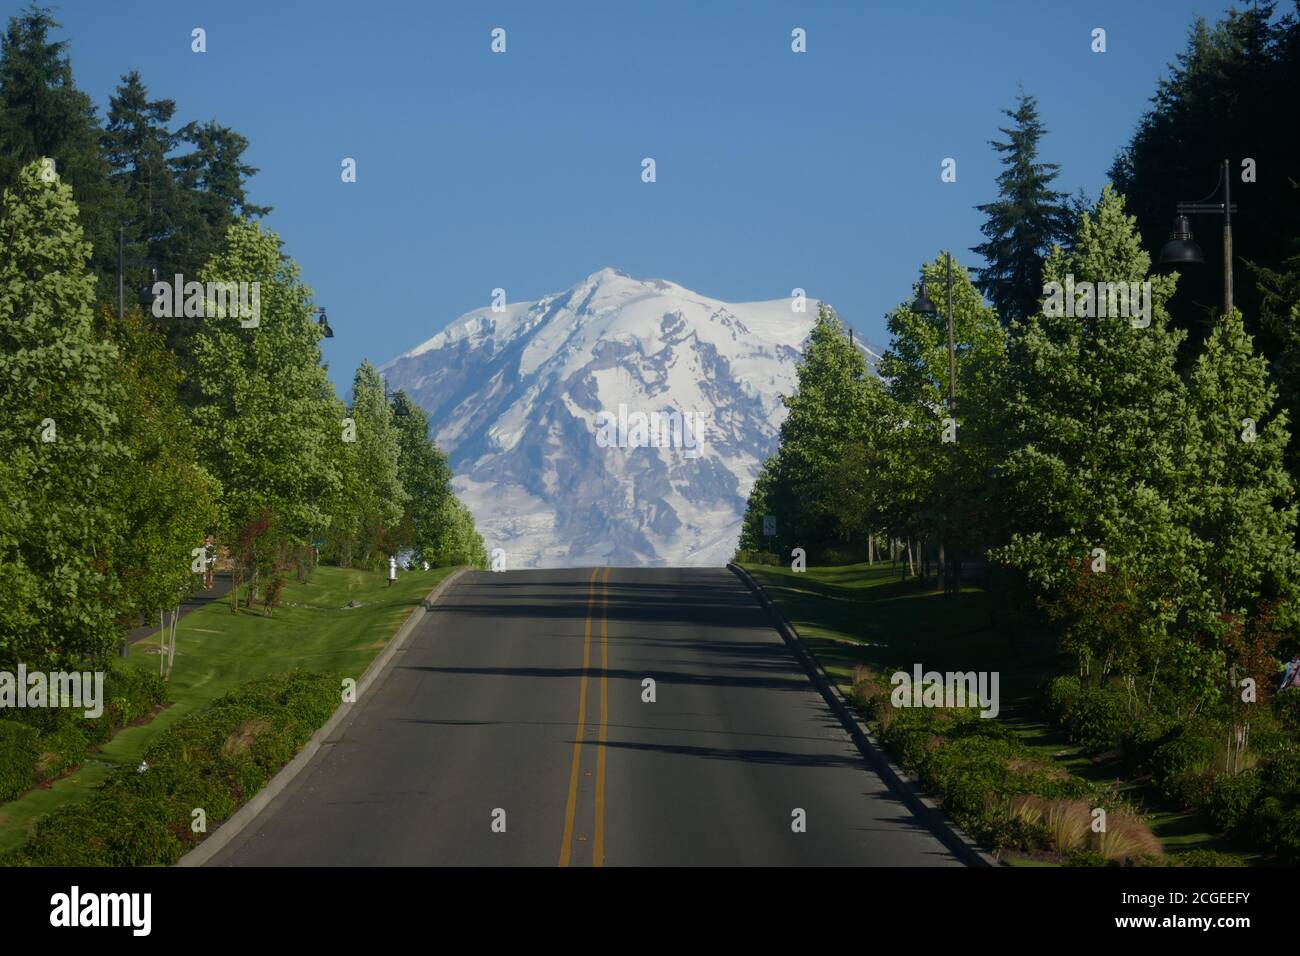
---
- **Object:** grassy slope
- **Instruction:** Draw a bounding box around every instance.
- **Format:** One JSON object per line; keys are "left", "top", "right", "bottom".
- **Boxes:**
{"left": 745, "top": 560, "right": 1239, "bottom": 862}
{"left": 0, "top": 564, "right": 456, "bottom": 855}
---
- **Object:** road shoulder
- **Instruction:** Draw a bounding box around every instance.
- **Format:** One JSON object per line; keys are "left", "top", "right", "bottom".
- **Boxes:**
{"left": 175, "top": 566, "right": 470, "bottom": 867}
{"left": 727, "top": 562, "right": 1000, "bottom": 867}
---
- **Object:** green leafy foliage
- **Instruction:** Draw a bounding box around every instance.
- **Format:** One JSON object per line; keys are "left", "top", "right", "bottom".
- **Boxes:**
{"left": 0, "top": 161, "right": 126, "bottom": 667}
{"left": 3, "top": 671, "right": 338, "bottom": 866}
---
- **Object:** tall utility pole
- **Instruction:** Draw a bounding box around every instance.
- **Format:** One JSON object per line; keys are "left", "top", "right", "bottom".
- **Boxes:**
{"left": 945, "top": 252, "right": 956, "bottom": 407}
{"left": 1222, "top": 158, "right": 1233, "bottom": 317}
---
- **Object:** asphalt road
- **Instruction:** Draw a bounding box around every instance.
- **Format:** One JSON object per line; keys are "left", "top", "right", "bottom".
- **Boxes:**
{"left": 208, "top": 567, "right": 963, "bottom": 866}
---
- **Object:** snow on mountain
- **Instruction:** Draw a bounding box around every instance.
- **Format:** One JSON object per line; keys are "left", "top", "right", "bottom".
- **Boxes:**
{"left": 378, "top": 268, "right": 881, "bottom": 568}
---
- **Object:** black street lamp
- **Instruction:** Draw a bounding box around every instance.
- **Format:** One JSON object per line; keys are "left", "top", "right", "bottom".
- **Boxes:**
{"left": 117, "top": 228, "right": 159, "bottom": 320}
{"left": 311, "top": 307, "right": 334, "bottom": 338}
{"left": 1159, "top": 158, "right": 1237, "bottom": 316}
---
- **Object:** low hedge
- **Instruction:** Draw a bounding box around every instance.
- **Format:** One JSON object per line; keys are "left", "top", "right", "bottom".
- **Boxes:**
{"left": 3, "top": 670, "right": 341, "bottom": 866}
{"left": 1064, "top": 688, "right": 1130, "bottom": 754}
{"left": 0, "top": 664, "right": 167, "bottom": 797}
{"left": 872, "top": 700, "right": 1096, "bottom": 854}
{"left": 1273, "top": 689, "right": 1300, "bottom": 731}
{"left": 0, "top": 722, "right": 39, "bottom": 801}
{"left": 1243, "top": 795, "right": 1300, "bottom": 864}
{"left": 1207, "top": 770, "right": 1262, "bottom": 833}
{"left": 1149, "top": 723, "right": 1221, "bottom": 804}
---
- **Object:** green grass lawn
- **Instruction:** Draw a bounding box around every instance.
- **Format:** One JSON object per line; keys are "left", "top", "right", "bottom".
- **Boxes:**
{"left": 745, "top": 560, "right": 1244, "bottom": 863}
{"left": 745, "top": 561, "right": 1058, "bottom": 708}
{"left": 0, "top": 564, "right": 457, "bottom": 855}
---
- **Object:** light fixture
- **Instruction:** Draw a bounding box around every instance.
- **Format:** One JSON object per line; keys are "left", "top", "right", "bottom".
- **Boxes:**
{"left": 911, "top": 273, "right": 937, "bottom": 315}
{"left": 1158, "top": 214, "right": 1204, "bottom": 266}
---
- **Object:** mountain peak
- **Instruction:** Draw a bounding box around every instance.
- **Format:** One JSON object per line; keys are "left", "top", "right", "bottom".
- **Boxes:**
{"left": 583, "top": 266, "right": 633, "bottom": 284}
{"left": 380, "top": 272, "right": 823, "bottom": 567}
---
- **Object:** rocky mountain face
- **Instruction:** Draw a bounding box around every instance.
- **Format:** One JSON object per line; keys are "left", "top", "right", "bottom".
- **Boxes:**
{"left": 378, "top": 268, "right": 879, "bottom": 567}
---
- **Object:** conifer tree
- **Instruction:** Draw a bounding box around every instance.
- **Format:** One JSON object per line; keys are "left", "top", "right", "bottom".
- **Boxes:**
{"left": 101, "top": 71, "right": 190, "bottom": 293}
{"left": 0, "top": 6, "right": 119, "bottom": 296}
{"left": 972, "top": 90, "right": 1071, "bottom": 325}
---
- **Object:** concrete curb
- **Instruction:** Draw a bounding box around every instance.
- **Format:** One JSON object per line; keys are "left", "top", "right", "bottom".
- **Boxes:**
{"left": 175, "top": 566, "right": 471, "bottom": 867}
{"left": 727, "top": 562, "right": 1001, "bottom": 868}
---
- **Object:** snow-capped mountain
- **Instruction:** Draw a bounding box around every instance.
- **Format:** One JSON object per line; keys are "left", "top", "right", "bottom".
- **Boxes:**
{"left": 378, "top": 268, "right": 880, "bottom": 568}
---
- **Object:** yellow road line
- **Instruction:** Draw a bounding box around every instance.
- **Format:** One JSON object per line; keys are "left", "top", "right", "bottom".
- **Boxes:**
{"left": 558, "top": 567, "right": 599, "bottom": 867}
{"left": 593, "top": 566, "right": 611, "bottom": 867}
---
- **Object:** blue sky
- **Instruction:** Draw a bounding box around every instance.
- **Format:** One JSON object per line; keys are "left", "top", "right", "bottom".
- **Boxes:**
{"left": 47, "top": 0, "right": 1234, "bottom": 389}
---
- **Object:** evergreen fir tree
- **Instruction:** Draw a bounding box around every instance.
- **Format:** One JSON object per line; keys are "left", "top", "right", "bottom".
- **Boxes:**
{"left": 172, "top": 120, "right": 270, "bottom": 278}
{"left": 0, "top": 6, "right": 119, "bottom": 299}
{"left": 971, "top": 90, "right": 1071, "bottom": 325}
{"left": 101, "top": 71, "right": 188, "bottom": 286}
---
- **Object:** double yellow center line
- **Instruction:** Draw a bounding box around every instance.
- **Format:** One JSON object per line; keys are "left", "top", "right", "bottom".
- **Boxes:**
{"left": 558, "top": 566, "right": 610, "bottom": 867}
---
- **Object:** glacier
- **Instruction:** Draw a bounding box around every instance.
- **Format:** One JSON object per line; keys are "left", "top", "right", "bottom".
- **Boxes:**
{"left": 378, "top": 268, "right": 880, "bottom": 568}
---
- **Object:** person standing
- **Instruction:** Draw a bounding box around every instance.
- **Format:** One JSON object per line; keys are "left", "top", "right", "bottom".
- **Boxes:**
{"left": 203, "top": 534, "right": 216, "bottom": 589}
{"left": 388, "top": 554, "right": 397, "bottom": 587}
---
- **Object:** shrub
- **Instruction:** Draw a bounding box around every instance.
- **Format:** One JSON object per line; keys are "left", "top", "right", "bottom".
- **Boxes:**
{"left": 848, "top": 666, "right": 887, "bottom": 721}
{"left": 1149, "top": 723, "right": 1221, "bottom": 802}
{"left": 1244, "top": 795, "right": 1300, "bottom": 863}
{"left": 1067, "top": 849, "right": 1109, "bottom": 866}
{"left": 1207, "top": 771, "right": 1262, "bottom": 833}
{"left": 0, "top": 722, "right": 39, "bottom": 801}
{"left": 1259, "top": 748, "right": 1300, "bottom": 795}
{"left": 984, "top": 798, "right": 1050, "bottom": 852}
{"left": 1128, "top": 710, "right": 1180, "bottom": 765}
{"left": 33, "top": 724, "right": 89, "bottom": 783}
{"left": 5, "top": 670, "right": 340, "bottom": 866}
{"left": 1041, "top": 675, "right": 1082, "bottom": 726}
{"left": 1273, "top": 689, "right": 1300, "bottom": 731}
{"left": 0, "top": 663, "right": 168, "bottom": 804}
{"left": 1064, "top": 687, "right": 1130, "bottom": 754}
{"left": 1170, "top": 848, "right": 1247, "bottom": 867}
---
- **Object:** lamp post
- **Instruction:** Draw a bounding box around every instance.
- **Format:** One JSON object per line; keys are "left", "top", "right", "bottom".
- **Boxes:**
{"left": 1158, "top": 158, "right": 1237, "bottom": 317}
{"left": 309, "top": 307, "right": 334, "bottom": 338}
{"left": 117, "top": 228, "right": 159, "bottom": 320}
{"left": 909, "top": 252, "right": 975, "bottom": 595}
